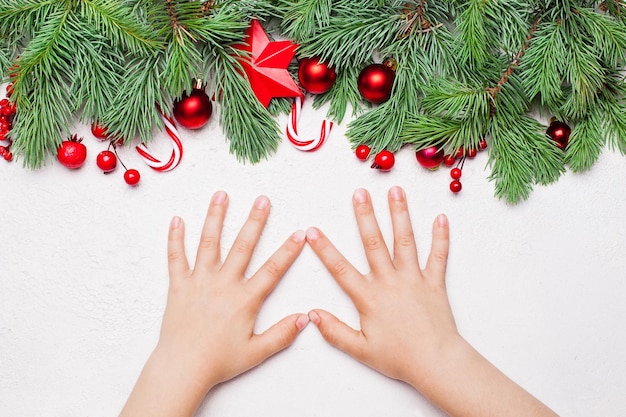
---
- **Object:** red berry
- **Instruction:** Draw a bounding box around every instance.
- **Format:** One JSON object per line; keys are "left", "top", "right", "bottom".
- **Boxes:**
{"left": 96, "top": 150, "right": 117, "bottom": 173}
{"left": 124, "top": 169, "right": 141, "bottom": 185}
{"left": 355, "top": 144, "right": 371, "bottom": 161}
{"left": 372, "top": 150, "right": 395, "bottom": 171}
{"left": 450, "top": 180, "right": 462, "bottom": 193}
{"left": 0, "top": 146, "right": 6, "bottom": 155}
{"left": 479, "top": 139, "right": 488, "bottom": 150}
{"left": 450, "top": 168, "right": 462, "bottom": 180}
{"left": 91, "top": 122, "right": 109, "bottom": 140}
{"left": 3, "top": 151, "right": 12, "bottom": 161}
{"left": 443, "top": 155, "right": 456, "bottom": 166}
{"left": 467, "top": 148, "right": 478, "bottom": 158}
{"left": 455, "top": 147, "right": 465, "bottom": 158}
{"left": 57, "top": 135, "right": 87, "bottom": 169}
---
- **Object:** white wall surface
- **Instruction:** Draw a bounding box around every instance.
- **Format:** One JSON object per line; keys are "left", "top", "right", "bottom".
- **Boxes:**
{"left": 1, "top": 96, "right": 625, "bottom": 417}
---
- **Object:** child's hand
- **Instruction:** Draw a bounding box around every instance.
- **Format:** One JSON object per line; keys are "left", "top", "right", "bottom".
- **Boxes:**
{"left": 305, "top": 186, "right": 459, "bottom": 387}
{"left": 120, "top": 191, "right": 309, "bottom": 417}
{"left": 306, "top": 186, "right": 558, "bottom": 417}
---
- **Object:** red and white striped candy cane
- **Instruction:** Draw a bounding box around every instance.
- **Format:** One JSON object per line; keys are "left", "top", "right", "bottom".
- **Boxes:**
{"left": 136, "top": 112, "right": 183, "bottom": 172}
{"left": 286, "top": 96, "right": 333, "bottom": 152}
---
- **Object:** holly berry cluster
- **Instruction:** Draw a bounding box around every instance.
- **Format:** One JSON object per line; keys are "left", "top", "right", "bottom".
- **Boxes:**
{"left": 0, "top": 86, "right": 16, "bottom": 163}
{"left": 56, "top": 126, "right": 140, "bottom": 186}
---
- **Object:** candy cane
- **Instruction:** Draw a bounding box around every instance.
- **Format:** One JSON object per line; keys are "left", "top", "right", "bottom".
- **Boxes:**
{"left": 286, "top": 96, "right": 333, "bottom": 151}
{"left": 136, "top": 113, "right": 183, "bottom": 172}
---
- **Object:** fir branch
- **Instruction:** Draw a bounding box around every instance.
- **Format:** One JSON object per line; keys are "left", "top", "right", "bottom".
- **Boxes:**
{"left": 79, "top": 0, "right": 161, "bottom": 53}
{"left": 565, "top": 109, "right": 604, "bottom": 172}
{"left": 488, "top": 112, "right": 536, "bottom": 203}
{"left": 282, "top": 0, "right": 332, "bottom": 39}
{"left": 101, "top": 54, "right": 168, "bottom": 144}
{"left": 520, "top": 21, "right": 566, "bottom": 106}
{"left": 210, "top": 46, "right": 281, "bottom": 163}
{"left": 9, "top": 72, "right": 74, "bottom": 167}
{"left": 297, "top": 9, "right": 402, "bottom": 69}
{"left": 312, "top": 65, "right": 363, "bottom": 124}
{"left": 576, "top": 7, "right": 626, "bottom": 69}
{"left": 422, "top": 79, "right": 491, "bottom": 121}
{"left": 454, "top": 0, "right": 490, "bottom": 71}
{"left": 399, "top": 114, "right": 463, "bottom": 150}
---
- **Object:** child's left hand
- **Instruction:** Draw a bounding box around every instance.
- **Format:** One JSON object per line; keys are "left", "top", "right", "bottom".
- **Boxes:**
{"left": 120, "top": 191, "right": 309, "bottom": 417}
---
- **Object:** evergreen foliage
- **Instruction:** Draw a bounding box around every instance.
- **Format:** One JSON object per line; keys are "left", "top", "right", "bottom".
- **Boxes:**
{"left": 1, "top": 0, "right": 626, "bottom": 202}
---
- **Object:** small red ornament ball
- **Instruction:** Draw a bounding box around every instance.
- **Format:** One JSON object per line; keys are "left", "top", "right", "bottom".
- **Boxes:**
{"left": 298, "top": 57, "right": 337, "bottom": 94}
{"left": 96, "top": 150, "right": 117, "bottom": 173}
{"left": 173, "top": 88, "right": 212, "bottom": 130}
{"left": 450, "top": 168, "right": 462, "bottom": 179}
{"left": 91, "top": 122, "right": 109, "bottom": 140}
{"left": 355, "top": 144, "right": 371, "bottom": 161}
{"left": 372, "top": 150, "right": 395, "bottom": 171}
{"left": 415, "top": 146, "right": 444, "bottom": 170}
{"left": 57, "top": 135, "right": 87, "bottom": 169}
{"left": 443, "top": 155, "right": 456, "bottom": 166}
{"left": 546, "top": 120, "right": 571, "bottom": 149}
{"left": 357, "top": 64, "right": 395, "bottom": 104}
{"left": 450, "top": 180, "right": 462, "bottom": 193}
{"left": 124, "top": 169, "right": 141, "bottom": 186}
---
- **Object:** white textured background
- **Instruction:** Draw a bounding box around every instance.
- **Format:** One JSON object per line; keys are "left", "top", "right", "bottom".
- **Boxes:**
{"left": 1, "top": 95, "right": 625, "bottom": 417}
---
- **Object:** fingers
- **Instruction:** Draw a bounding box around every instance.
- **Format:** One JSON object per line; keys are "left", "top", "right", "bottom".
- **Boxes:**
{"left": 306, "top": 226, "right": 365, "bottom": 303}
{"left": 352, "top": 188, "right": 393, "bottom": 276}
{"left": 425, "top": 214, "right": 450, "bottom": 284}
{"left": 388, "top": 186, "right": 419, "bottom": 270}
{"left": 167, "top": 216, "right": 190, "bottom": 279}
{"left": 222, "top": 195, "right": 271, "bottom": 277}
{"left": 249, "top": 230, "right": 307, "bottom": 300}
{"left": 308, "top": 309, "right": 367, "bottom": 362}
{"left": 251, "top": 313, "right": 310, "bottom": 363}
{"left": 195, "top": 191, "right": 229, "bottom": 270}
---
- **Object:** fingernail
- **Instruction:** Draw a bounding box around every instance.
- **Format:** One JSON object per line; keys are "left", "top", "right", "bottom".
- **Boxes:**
{"left": 255, "top": 195, "right": 270, "bottom": 210}
{"left": 306, "top": 227, "right": 320, "bottom": 241}
{"left": 296, "top": 314, "right": 310, "bottom": 331}
{"left": 437, "top": 213, "right": 448, "bottom": 227}
{"left": 291, "top": 230, "right": 306, "bottom": 243}
{"left": 308, "top": 311, "right": 321, "bottom": 326}
{"left": 390, "top": 185, "right": 404, "bottom": 201}
{"left": 170, "top": 216, "right": 181, "bottom": 229}
{"left": 353, "top": 188, "right": 368, "bottom": 203}
{"left": 212, "top": 191, "right": 227, "bottom": 205}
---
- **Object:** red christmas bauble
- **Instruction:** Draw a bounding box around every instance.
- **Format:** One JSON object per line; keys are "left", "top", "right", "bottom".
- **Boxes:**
{"left": 372, "top": 150, "right": 395, "bottom": 171}
{"left": 415, "top": 146, "right": 444, "bottom": 170}
{"left": 57, "top": 135, "right": 87, "bottom": 169}
{"left": 546, "top": 120, "right": 571, "bottom": 149}
{"left": 357, "top": 64, "right": 395, "bottom": 104}
{"left": 355, "top": 144, "right": 371, "bottom": 161}
{"left": 173, "top": 88, "right": 212, "bottom": 130}
{"left": 298, "top": 57, "right": 337, "bottom": 94}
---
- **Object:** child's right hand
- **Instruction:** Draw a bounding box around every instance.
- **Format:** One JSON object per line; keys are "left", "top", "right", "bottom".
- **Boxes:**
{"left": 306, "top": 186, "right": 558, "bottom": 417}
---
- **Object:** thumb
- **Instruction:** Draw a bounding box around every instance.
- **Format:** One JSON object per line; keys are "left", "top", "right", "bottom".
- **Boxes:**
{"left": 309, "top": 309, "right": 367, "bottom": 361}
{"left": 252, "top": 313, "right": 310, "bottom": 362}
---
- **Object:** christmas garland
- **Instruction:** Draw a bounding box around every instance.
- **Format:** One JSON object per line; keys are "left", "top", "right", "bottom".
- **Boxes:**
{"left": 1, "top": 0, "right": 626, "bottom": 203}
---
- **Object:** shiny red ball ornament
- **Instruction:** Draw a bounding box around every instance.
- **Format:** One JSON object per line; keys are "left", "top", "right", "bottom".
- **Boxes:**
{"left": 91, "top": 122, "right": 109, "bottom": 140}
{"left": 546, "top": 120, "right": 571, "bottom": 150}
{"left": 173, "top": 88, "right": 212, "bottom": 130}
{"left": 357, "top": 64, "right": 395, "bottom": 104}
{"left": 372, "top": 150, "right": 395, "bottom": 171}
{"left": 355, "top": 144, "right": 371, "bottom": 161}
{"left": 96, "top": 150, "right": 117, "bottom": 173}
{"left": 415, "top": 146, "right": 445, "bottom": 170}
{"left": 450, "top": 168, "right": 462, "bottom": 180}
{"left": 298, "top": 57, "right": 337, "bottom": 94}
{"left": 450, "top": 180, "right": 462, "bottom": 193}
{"left": 124, "top": 169, "right": 141, "bottom": 186}
{"left": 57, "top": 135, "right": 87, "bottom": 169}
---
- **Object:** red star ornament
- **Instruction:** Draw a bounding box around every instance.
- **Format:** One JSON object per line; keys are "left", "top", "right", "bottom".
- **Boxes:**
{"left": 236, "top": 19, "right": 303, "bottom": 107}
